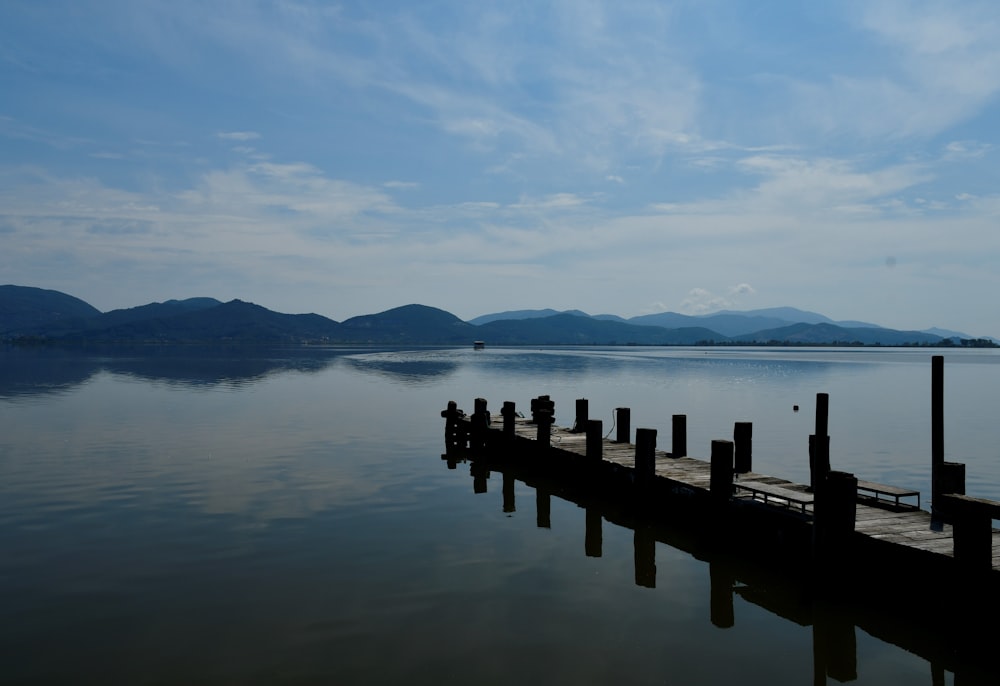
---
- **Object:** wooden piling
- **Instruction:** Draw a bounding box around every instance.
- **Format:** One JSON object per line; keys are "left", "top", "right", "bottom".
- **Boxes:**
{"left": 501, "top": 401, "right": 517, "bottom": 442}
{"left": 615, "top": 407, "right": 630, "bottom": 443}
{"left": 441, "top": 400, "right": 468, "bottom": 453}
{"left": 672, "top": 414, "right": 687, "bottom": 457}
{"left": 938, "top": 493, "right": 1000, "bottom": 571}
{"left": 932, "top": 355, "right": 945, "bottom": 509}
{"left": 635, "top": 428, "right": 657, "bottom": 488}
{"left": 734, "top": 422, "right": 752, "bottom": 474}
{"left": 710, "top": 440, "right": 734, "bottom": 506}
{"left": 471, "top": 397, "right": 490, "bottom": 450}
{"left": 809, "top": 393, "right": 831, "bottom": 492}
{"left": 814, "top": 470, "right": 857, "bottom": 566}
{"left": 586, "top": 419, "right": 603, "bottom": 463}
{"left": 531, "top": 395, "right": 554, "bottom": 423}
{"left": 574, "top": 398, "right": 588, "bottom": 433}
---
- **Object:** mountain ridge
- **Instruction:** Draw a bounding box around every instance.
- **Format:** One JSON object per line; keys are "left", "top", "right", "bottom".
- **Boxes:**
{"left": 0, "top": 285, "right": 994, "bottom": 347}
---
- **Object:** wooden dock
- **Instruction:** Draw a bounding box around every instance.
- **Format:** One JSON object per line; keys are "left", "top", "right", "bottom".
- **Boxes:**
{"left": 441, "top": 358, "right": 1000, "bottom": 617}
{"left": 451, "top": 412, "right": 1000, "bottom": 571}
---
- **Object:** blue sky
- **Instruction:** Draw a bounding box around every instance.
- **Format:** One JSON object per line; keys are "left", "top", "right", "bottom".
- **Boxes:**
{"left": 2, "top": 1, "right": 1000, "bottom": 336}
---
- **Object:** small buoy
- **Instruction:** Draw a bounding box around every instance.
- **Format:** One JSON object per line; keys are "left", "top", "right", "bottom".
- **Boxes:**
{"left": 793, "top": 405, "right": 799, "bottom": 412}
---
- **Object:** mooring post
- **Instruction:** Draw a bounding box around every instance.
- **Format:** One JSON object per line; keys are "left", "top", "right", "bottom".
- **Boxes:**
{"left": 809, "top": 393, "right": 831, "bottom": 492}
{"left": 672, "top": 414, "right": 687, "bottom": 457}
{"left": 932, "top": 355, "right": 944, "bottom": 498}
{"left": 931, "top": 355, "right": 954, "bottom": 517}
{"left": 710, "top": 440, "right": 734, "bottom": 506}
{"left": 530, "top": 395, "right": 554, "bottom": 423}
{"left": 734, "top": 422, "right": 752, "bottom": 474}
{"left": 535, "top": 409, "right": 552, "bottom": 451}
{"left": 939, "top": 494, "right": 997, "bottom": 571}
{"left": 635, "top": 428, "right": 657, "bottom": 490}
{"left": 585, "top": 507, "right": 603, "bottom": 558}
{"left": 615, "top": 407, "right": 631, "bottom": 443}
{"left": 953, "top": 509, "right": 993, "bottom": 571}
{"left": 501, "top": 401, "right": 517, "bottom": 443}
{"left": 441, "top": 400, "right": 467, "bottom": 453}
{"left": 471, "top": 397, "right": 490, "bottom": 451}
{"left": 586, "top": 419, "right": 603, "bottom": 463}
{"left": 814, "top": 470, "right": 857, "bottom": 568}
{"left": 574, "top": 398, "right": 589, "bottom": 433}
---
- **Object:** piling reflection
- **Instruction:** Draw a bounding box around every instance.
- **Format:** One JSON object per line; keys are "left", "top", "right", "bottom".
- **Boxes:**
{"left": 445, "top": 454, "right": 1000, "bottom": 685}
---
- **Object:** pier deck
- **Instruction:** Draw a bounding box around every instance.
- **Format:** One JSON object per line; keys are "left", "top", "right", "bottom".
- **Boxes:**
{"left": 476, "top": 414, "right": 1000, "bottom": 573}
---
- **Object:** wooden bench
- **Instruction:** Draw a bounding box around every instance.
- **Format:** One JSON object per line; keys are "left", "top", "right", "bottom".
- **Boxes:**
{"left": 734, "top": 480, "right": 814, "bottom": 515}
{"left": 856, "top": 480, "right": 920, "bottom": 509}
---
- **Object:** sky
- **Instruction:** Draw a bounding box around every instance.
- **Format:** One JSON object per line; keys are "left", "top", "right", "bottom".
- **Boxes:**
{"left": 2, "top": 1, "right": 1000, "bottom": 336}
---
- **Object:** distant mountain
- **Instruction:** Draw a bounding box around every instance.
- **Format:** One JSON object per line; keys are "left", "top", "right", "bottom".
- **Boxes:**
{"left": 341, "top": 304, "right": 476, "bottom": 343}
{"left": 468, "top": 308, "right": 624, "bottom": 325}
{"left": 0, "top": 285, "right": 101, "bottom": 333}
{"left": 1, "top": 284, "right": 991, "bottom": 347}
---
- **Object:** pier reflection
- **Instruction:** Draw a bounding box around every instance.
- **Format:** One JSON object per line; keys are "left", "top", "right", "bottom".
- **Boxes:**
{"left": 445, "top": 454, "right": 999, "bottom": 685}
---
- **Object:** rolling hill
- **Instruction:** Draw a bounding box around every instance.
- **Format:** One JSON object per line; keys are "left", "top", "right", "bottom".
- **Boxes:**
{"left": 0, "top": 284, "right": 992, "bottom": 347}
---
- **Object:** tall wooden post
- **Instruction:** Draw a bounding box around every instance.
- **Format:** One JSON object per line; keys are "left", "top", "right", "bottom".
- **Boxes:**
{"left": 471, "top": 397, "right": 490, "bottom": 450}
{"left": 710, "top": 440, "right": 734, "bottom": 506}
{"left": 441, "top": 400, "right": 467, "bottom": 453}
{"left": 672, "top": 414, "right": 687, "bottom": 457}
{"left": 501, "top": 401, "right": 516, "bottom": 443}
{"left": 814, "top": 470, "right": 857, "bottom": 567}
{"left": 586, "top": 419, "right": 603, "bottom": 464}
{"left": 734, "top": 422, "right": 752, "bottom": 474}
{"left": 531, "top": 395, "right": 554, "bottom": 423}
{"left": 931, "top": 355, "right": 944, "bottom": 509}
{"left": 635, "top": 428, "right": 657, "bottom": 489}
{"left": 615, "top": 407, "right": 631, "bottom": 443}
{"left": 809, "top": 393, "right": 830, "bottom": 492}
{"left": 574, "top": 398, "right": 588, "bottom": 433}
{"left": 536, "top": 411, "right": 551, "bottom": 451}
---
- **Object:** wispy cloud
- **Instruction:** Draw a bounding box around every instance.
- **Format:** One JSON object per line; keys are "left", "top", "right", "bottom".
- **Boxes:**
{"left": 217, "top": 131, "right": 261, "bottom": 141}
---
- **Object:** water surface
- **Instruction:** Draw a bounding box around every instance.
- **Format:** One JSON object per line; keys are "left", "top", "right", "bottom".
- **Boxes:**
{"left": 1, "top": 345, "right": 998, "bottom": 684}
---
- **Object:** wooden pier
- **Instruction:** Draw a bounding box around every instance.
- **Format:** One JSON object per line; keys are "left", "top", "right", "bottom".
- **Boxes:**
{"left": 445, "top": 405, "right": 1000, "bottom": 568}
{"left": 440, "top": 357, "right": 1000, "bottom": 622}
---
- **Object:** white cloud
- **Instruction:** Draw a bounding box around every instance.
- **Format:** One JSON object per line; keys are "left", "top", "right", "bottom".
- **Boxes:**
{"left": 217, "top": 131, "right": 261, "bottom": 141}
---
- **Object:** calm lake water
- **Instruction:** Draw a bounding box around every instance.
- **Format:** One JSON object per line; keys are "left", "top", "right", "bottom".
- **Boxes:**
{"left": 2, "top": 344, "right": 999, "bottom": 684}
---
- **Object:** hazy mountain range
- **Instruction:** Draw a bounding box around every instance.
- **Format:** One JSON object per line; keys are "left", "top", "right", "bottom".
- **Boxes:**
{"left": 0, "top": 285, "right": 994, "bottom": 347}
